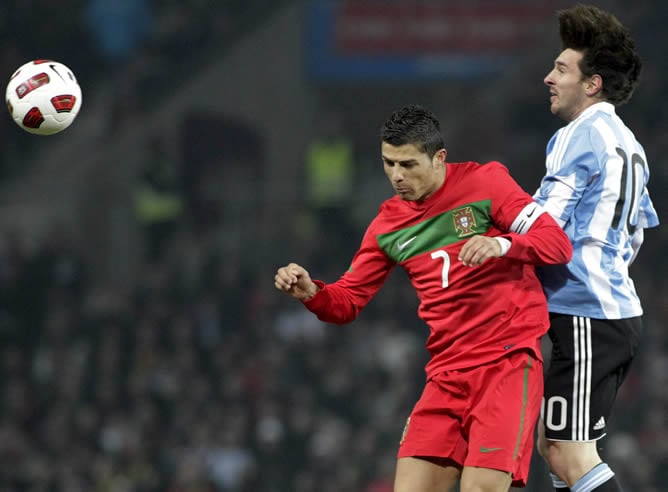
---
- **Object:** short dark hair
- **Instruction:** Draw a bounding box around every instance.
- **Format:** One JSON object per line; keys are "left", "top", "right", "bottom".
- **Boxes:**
{"left": 558, "top": 4, "right": 641, "bottom": 105}
{"left": 380, "top": 104, "right": 445, "bottom": 159}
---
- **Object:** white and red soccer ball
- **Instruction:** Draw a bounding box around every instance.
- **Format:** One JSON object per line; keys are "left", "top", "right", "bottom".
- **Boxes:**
{"left": 5, "top": 59, "right": 82, "bottom": 135}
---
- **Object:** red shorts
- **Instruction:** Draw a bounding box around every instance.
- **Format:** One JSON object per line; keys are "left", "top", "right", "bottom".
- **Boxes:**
{"left": 398, "top": 350, "right": 543, "bottom": 487}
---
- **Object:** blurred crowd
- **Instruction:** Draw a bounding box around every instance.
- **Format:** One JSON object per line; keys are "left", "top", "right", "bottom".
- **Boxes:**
{"left": 0, "top": 1, "right": 666, "bottom": 491}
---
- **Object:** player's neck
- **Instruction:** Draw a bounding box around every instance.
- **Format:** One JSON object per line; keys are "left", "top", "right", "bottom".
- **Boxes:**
{"left": 568, "top": 98, "right": 608, "bottom": 122}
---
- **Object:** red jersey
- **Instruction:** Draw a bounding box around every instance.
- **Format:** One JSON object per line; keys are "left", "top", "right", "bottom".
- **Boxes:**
{"left": 303, "top": 162, "right": 572, "bottom": 377}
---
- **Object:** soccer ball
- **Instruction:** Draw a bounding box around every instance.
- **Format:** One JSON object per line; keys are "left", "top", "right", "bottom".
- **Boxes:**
{"left": 5, "top": 59, "right": 82, "bottom": 135}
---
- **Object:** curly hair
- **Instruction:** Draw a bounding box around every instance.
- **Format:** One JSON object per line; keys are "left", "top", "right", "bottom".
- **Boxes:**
{"left": 558, "top": 4, "right": 642, "bottom": 105}
{"left": 380, "top": 104, "right": 445, "bottom": 159}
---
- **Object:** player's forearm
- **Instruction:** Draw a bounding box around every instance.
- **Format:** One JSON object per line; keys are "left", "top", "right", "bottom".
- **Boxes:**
{"left": 302, "top": 281, "right": 362, "bottom": 324}
{"left": 503, "top": 214, "right": 573, "bottom": 265}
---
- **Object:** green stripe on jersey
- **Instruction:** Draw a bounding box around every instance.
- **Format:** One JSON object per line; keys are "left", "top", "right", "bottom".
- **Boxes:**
{"left": 377, "top": 200, "right": 492, "bottom": 263}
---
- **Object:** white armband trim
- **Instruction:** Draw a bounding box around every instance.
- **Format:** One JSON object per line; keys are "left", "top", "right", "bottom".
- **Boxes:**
{"left": 510, "top": 202, "right": 546, "bottom": 234}
{"left": 494, "top": 237, "right": 512, "bottom": 256}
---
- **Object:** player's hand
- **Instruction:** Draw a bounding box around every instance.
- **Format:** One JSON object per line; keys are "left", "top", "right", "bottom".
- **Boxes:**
{"left": 458, "top": 236, "right": 503, "bottom": 267}
{"left": 274, "top": 263, "right": 319, "bottom": 300}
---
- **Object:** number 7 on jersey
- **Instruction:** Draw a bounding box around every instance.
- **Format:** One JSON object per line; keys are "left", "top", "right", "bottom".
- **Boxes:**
{"left": 430, "top": 250, "right": 450, "bottom": 288}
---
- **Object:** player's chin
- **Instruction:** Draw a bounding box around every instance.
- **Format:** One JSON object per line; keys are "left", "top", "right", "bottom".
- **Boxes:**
{"left": 395, "top": 190, "right": 415, "bottom": 200}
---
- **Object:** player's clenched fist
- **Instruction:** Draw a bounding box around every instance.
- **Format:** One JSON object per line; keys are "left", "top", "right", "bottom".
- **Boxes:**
{"left": 274, "top": 263, "right": 320, "bottom": 300}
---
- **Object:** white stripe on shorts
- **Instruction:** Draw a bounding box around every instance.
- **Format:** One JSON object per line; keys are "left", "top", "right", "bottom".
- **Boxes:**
{"left": 571, "top": 316, "right": 593, "bottom": 441}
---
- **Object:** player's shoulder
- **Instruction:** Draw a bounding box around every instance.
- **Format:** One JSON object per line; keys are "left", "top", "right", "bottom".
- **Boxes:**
{"left": 566, "top": 102, "right": 619, "bottom": 139}
{"left": 376, "top": 195, "right": 404, "bottom": 216}
{"left": 552, "top": 113, "right": 601, "bottom": 157}
{"left": 449, "top": 160, "right": 509, "bottom": 170}
{"left": 448, "top": 160, "right": 510, "bottom": 177}
{"left": 368, "top": 196, "right": 408, "bottom": 235}
{"left": 444, "top": 161, "right": 512, "bottom": 191}
{"left": 481, "top": 160, "right": 510, "bottom": 174}
{"left": 560, "top": 104, "right": 638, "bottom": 163}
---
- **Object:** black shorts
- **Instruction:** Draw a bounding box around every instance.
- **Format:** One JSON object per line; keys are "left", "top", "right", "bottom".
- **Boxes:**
{"left": 542, "top": 314, "right": 642, "bottom": 441}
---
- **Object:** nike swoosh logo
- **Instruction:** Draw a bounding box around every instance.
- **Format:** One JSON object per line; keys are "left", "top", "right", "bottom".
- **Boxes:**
{"left": 480, "top": 447, "right": 503, "bottom": 453}
{"left": 397, "top": 236, "right": 417, "bottom": 251}
{"left": 526, "top": 206, "right": 536, "bottom": 218}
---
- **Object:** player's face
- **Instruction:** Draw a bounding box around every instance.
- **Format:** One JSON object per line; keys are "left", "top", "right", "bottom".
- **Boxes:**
{"left": 544, "top": 49, "right": 594, "bottom": 122}
{"left": 382, "top": 142, "right": 446, "bottom": 201}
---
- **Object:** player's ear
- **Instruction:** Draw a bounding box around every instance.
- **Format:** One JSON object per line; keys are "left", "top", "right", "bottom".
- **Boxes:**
{"left": 585, "top": 74, "right": 603, "bottom": 97}
{"left": 434, "top": 148, "right": 447, "bottom": 166}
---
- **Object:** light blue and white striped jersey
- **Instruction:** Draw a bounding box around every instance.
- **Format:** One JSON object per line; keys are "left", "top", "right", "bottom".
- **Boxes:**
{"left": 533, "top": 102, "right": 659, "bottom": 319}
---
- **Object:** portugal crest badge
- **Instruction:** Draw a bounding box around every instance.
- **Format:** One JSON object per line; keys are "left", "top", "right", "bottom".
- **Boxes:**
{"left": 453, "top": 207, "right": 477, "bottom": 237}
